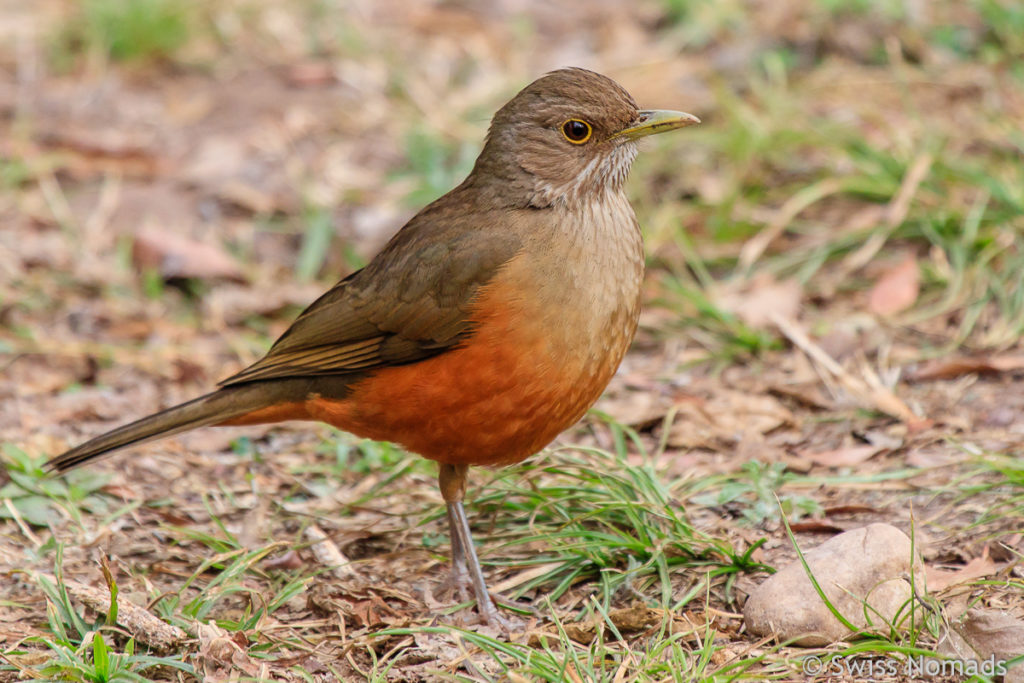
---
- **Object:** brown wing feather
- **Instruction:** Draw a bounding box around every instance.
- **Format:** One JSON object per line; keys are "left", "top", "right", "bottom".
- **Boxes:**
{"left": 220, "top": 199, "right": 523, "bottom": 387}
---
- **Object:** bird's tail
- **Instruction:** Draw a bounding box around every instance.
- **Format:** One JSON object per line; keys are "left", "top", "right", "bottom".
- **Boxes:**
{"left": 46, "top": 383, "right": 295, "bottom": 472}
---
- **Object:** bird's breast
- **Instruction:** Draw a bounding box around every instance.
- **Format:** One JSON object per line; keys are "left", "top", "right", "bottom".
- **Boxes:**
{"left": 490, "top": 191, "right": 644, "bottom": 378}
{"left": 309, "top": 191, "right": 644, "bottom": 465}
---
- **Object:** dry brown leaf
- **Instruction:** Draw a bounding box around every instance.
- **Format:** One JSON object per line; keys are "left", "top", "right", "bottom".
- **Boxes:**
{"left": 788, "top": 520, "right": 846, "bottom": 533}
{"left": 217, "top": 180, "right": 287, "bottom": 214}
{"left": 285, "top": 60, "right": 337, "bottom": 87}
{"left": 35, "top": 127, "right": 162, "bottom": 178}
{"left": 667, "top": 391, "right": 793, "bottom": 449}
{"left": 132, "top": 229, "right": 246, "bottom": 283}
{"left": 596, "top": 391, "right": 673, "bottom": 428}
{"left": 953, "top": 609, "right": 1024, "bottom": 668}
{"left": 800, "top": 444, "right": 884, "bottom": 468}
{"left": 823, "top": 505, "right": 878, "bottom": 516}
{"left": 194, "top": 620, "right": 261, "bottom": 681}
{"left": 925, "top": 547, "right": 1001, "bottom": 592}
{"left": 527, "top": 604, "right": 659, "bottom": 647}
{"left": 905, "top": 354, "right": 1024, "bottom": 382}
{"left": 767, "top": 383, "right": 834, "bottom": 410}
{"left": 263, "top": 550, "right": 304, "bottom": 571}
{"left": 609, "top": 604, "right": 661, "bottom": 633}
{"left": 712, "top": 273, "right": 802, "bottom": 329}
{"left": 868, "top": 255, "right": 919, "bottom": 316}
{"left": 905, "top": 448, "right": 958, "bottom": 468}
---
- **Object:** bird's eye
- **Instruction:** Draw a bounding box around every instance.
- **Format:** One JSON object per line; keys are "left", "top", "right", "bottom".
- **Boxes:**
{"left": 561, "top": 119, "right": 593, "bottom": 144}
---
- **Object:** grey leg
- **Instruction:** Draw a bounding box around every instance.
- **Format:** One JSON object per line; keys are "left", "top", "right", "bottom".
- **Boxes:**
{"left": 438, "top": 463, "right": 503, "bottom": 626}
{"left": 445, "top": 503, "right": 471, "bottom": 603}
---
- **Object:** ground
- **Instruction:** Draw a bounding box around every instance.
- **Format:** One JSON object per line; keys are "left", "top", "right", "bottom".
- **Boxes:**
{"left": 1, "top": 0, "right": 1024, "bottom": 681}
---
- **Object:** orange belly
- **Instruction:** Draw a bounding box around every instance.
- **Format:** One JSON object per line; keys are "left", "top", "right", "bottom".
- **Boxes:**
{"left": 224, "top": 263, "right": 636, "bottom": 466}
{"left": 305, "top": 340, "right": 611, "bottom": 466}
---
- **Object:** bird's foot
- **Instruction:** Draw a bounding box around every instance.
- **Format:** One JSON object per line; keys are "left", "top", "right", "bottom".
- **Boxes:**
{"left": 434, "top": 559, "right": 473, "bottom": 604}
{"left": 474, "top": 593, "right": 527, "bottom": 633}
{"left": 432, "top": 572, "right": 525, "bottom": 632}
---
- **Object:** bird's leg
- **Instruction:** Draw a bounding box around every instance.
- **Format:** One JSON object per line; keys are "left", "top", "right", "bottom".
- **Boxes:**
{"left": 445, "top": 504, "right": 471, "bottom": 603}
{"left": 438, "top": 463, "right": 503, "bottom": 625}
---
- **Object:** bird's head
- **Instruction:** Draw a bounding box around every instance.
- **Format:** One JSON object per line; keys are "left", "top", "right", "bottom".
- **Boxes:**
{"left": 473, "top": 68, "right": 699, "bottom": 208}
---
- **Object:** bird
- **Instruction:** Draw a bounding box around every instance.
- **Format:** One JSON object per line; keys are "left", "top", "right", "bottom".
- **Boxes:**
{"left": 46, "top": 67, "right": 699, "bottom": 626}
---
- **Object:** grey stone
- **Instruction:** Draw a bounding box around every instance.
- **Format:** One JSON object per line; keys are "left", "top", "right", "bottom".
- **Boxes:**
{"left": 744, "top": 523, "right": 915, "bottom": 646}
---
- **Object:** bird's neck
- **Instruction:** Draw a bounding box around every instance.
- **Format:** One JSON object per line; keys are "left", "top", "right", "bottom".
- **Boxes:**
{"left": 463, "top": 145, "right": 640, "bottom": 211}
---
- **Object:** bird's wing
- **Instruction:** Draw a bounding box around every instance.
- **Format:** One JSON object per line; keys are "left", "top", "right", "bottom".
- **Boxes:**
{"left": 219, "top": 206, "right": 523, "bottom": 386}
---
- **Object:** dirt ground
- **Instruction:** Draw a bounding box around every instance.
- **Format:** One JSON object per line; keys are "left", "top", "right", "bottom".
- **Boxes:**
{"left": 2, "top": 1, "right": 1024, "bottom": 681}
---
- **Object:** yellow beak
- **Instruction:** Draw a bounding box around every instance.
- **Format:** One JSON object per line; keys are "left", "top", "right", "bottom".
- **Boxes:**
{"left": 610, "top": 109, "right": 701, "bottom": 141}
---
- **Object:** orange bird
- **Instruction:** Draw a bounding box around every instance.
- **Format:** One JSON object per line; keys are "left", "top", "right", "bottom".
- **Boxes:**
{"left": 47, "top": 68, "right": 699, "bottom": 624}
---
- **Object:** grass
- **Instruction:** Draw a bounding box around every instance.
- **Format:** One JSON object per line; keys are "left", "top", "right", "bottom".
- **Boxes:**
{"left": 3, "top": 532, "right": 314, "bottom": 680}
{"left": 391, "top": 126, "right": 480, "bottom": 208}
{"left": 371, "top": 615, "right": 752, "bottom": 682}
{"left": 6, "top": 546, "right": 196, "bottom": 682}
{"left": 0, "top": 445, "right": 122, "bottom": 529}
{"left": 956, "top": 451, "right": 1024, "bottom": 536}
{"left": 52, "top": 0, "right": 195, "bottom": 68}
{"left": 471, "top": 444, "right": 761, "bottom": 606}
{"left": 690, "top": 461, "right": 823, "bottom": 526}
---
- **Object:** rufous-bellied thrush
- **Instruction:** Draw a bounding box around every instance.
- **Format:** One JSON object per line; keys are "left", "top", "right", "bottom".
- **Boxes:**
{"left": 47, "top": 68, "right": 699, "bottom": 625}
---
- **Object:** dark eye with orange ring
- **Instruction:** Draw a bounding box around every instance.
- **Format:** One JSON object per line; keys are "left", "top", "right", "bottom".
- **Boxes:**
{"left": 561, "top": 119, "right": 593, "bottom": 144}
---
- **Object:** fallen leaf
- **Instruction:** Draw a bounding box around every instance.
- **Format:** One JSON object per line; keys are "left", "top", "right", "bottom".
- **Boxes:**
{"left": 800, "top": 444, "right": 884, "bottom": 468}
{"left": 905, "top": 354, "right": 1024, "bottom": 382}
{"left": 263, "top": 550, "right": 304, "bottom": 570}
{"left": 595, "top": 391, "right": 673, "bottom": 428}
{"left": 285, "top": 60, "right": 336, "bottom": 87}
{"left": 905, "top": 449, "right": 958, "bottom": 468}
{"left": 823, "top": 505, "right": 877, "bottom": 516}
{"left": 767, "top": 383, "right": 834, "bottom": 410}
{"left": 855, "top": 429, "right": 904, "bottom": 450}
{"left": 609, "top": 604, "right": 660, "bottom": 633}
{"left": 925, "top": 547, "right": 1000, "bottom": 592}
{"left": 305, "top": 525, "right": 356, "bottom": 578}
{"left": 667, "top": 391, "right": 793, "bottom": 449}
{"left": 788, "top": 520, "right": 846, "bottom": 533}
{"left": 868, "top": 255, "right": 919, "bottom": 316}
{"left": 194, "top": 620, "right": 260, "bottom": 680}
{"left": 952, "top": 609, "right": 1024, "bottom": 668}
{"left": 35, "top": 126, "right": 162, "bottom": 178}
{"left": 712, "top": 273, "right": 802, "bottom": 329}
{"left": 132, "top": 229, "right": 246, "bottom": 283}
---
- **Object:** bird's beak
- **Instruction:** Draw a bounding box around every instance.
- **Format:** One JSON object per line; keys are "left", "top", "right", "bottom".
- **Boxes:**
{"left": 610, "top": 109, "right": 701, "bottom": 141}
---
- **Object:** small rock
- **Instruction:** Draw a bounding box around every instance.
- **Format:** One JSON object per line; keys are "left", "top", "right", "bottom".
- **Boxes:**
{"left": 952, "top": 609, "right": 1024, "bottom": 683}
{"left": 744, "top": 523, "right": 915, "bottom": 646}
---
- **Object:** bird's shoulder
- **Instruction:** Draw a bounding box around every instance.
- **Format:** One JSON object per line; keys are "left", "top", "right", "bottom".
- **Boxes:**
{"left": 218, "top": 192, "right": 529, "bottom": 386}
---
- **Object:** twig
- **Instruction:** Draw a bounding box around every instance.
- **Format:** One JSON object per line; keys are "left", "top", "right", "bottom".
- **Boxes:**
{"left": 739, "top": 178, "right": 845, "bottom": 273}
{"left": 3, "top": 499, "right": 43, "bottom": 548}
{"left": 305, "top": 525, "right": 356, "bottom": 578}
{"left": 770, "top": 313, "right": 921, "bottom": 424}
{"left": 58, "top": 578, "right": 187, "bottom": 651}
{"left": 835, "top": 151, "right": 933, "bottom": 279}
